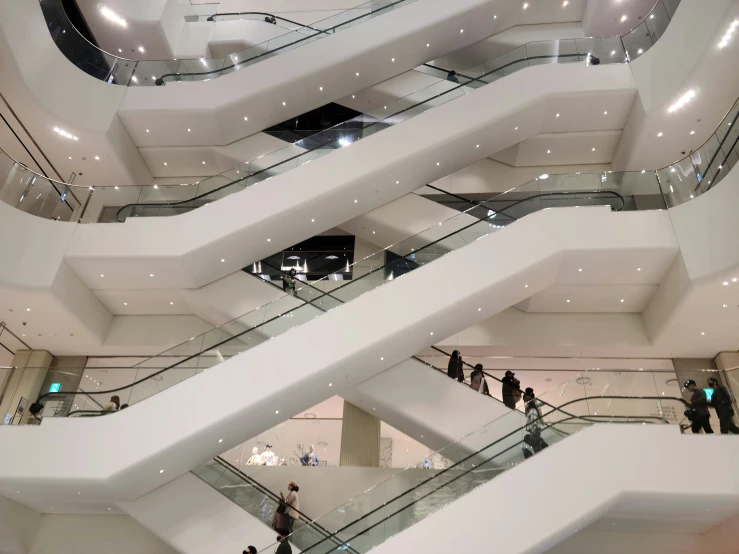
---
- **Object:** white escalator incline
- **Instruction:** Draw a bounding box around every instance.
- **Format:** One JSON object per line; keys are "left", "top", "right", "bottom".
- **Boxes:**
{"left": 123, "top": 391, "right": 701, "bottom": 554}
{"left": 0, "top": 179, "right": 680, "bottom": 503}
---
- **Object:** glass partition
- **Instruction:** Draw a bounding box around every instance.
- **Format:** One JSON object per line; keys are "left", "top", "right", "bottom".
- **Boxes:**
{"left": 30, "top": 171, "right": 665, "bottom": 418}
{"left": 251, "top": 394, "right": 687, "bottom": 554}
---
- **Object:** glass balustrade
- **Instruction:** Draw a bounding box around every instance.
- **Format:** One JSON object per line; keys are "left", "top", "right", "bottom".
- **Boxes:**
{"left": 28, "top": 171, "right": 664, "bottom": 417}
{"left": 7, "top": 1, "right": 688, "bottom": 222}
{"left": 40, "top": 0, "right": 419, "bottom": 87}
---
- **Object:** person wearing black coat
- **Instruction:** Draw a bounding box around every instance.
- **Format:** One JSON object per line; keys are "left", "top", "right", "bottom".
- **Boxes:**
{"left": 447, "top": 350, "right": 464, "bottom": 382}
{"left": 708, "top": 377, "right": 739, "bottom": 434}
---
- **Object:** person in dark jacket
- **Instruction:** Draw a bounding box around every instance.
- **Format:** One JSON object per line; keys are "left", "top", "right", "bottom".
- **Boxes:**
{"left": 685, "top": 380, "right": 714, "bottom": 434}
{"left": 446, "top": 70, "right": 459, "bottom": 83}
{"left": 447, "top": 350, "right": 464, "bottom": 382}
{"left": 502, "top": 371, "right": 518, "bottom": 409}
{"left": 708, "top": 377, "right": 739, "bottom": 434}
{"left": 275, "top": 530, "right": 292, "bottom": 554}
{"left": 243, "top": 547, "right": 257, "bottom": 554}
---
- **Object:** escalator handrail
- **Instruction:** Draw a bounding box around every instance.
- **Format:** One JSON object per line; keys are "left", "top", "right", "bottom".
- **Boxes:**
{"left": 38, "top": 188, "right": 626, "bottom": 412}
{"left": 285, "top": 394, "right": 687, "bottom": 551}
{"left": 212, "top": 456, "right": 363, "bottom": 554}
{"left": 695, "top": 101, "right": 739, "bottom": 191}
{"left": 117, "top": 50, "right": 585, "bottom": 220}
{"left": 206, "top": 11, "right": 332, "bottom": 37}
{"left": 155, "top": 0, "right": 411, "bottom": 84}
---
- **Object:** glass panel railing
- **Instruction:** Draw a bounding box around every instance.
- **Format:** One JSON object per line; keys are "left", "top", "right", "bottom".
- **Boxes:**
{"left": 30, "top": 173, "right": 664, "bottom": 418}
{"left": 658, "top": 95, "right": 739, "bottom": 206}
{"left": 0, "top": 148, "right": 90, "bottom": 221}
{"left": 192, "top": 457, "right": 349, "bottom": 553}
{"left": 256, "top": 395, "right": 688, "bottom": 554}
{"left": 115, "top": 38, "right": 631, "bottom": 222}
{"left": 15, "top": 2, "right": 684, "bottom": 223}
{"left": 41, "top": 0, "right": 419, "bottom": 87}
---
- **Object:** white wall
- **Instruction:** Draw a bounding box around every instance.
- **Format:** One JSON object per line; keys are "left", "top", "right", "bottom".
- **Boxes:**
{"left": 0, "top": 496, "right": 40, "bottom": 554}
{"left": 29, "top": 514, "right": 177, "bottom": 554}
{"left": 612, "top": 0, "right": 739, "bottom": 170}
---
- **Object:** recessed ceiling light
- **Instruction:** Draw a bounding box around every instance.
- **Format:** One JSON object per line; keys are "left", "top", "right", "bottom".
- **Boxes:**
{"left": 690, "top": 130, "right": 695, "bottom": 135}
{"left": 701, "top": 332, "right": 706, "bottom": 336}
{"left": 611, "top": 50, "right": 616, "bottom": 55}
{"left": 604, "top": 111, "right": 608, "bottom": 115}
{"left": 460, "top": 29, "right": 464, "bottom": 33}
{"left": 566, "top": 299, "right": 571, "bottom": 303}
{"left": 657, "top": 132, "right": 663, "bottom": 137}
{"left": 123, "top": 302, "right": 127, "bottom": 306}
{"left": 430, "top": 332, "right": 434, "bottom": 335}
{"left": 68, "top": 156, "right": 72, "bottom": 160}
{"left": 668, "top": 90, "right": 696, "bottom": 113}
{"left": 592, "top": 148, "right": 596, "bottom": 151}
{"left": 356, "top": 72, "right": 359, "bottom": 76}
{"left": 150, "top": 273, "right": 154, "bottom": 277}
{"left": 267, "top": 238, "right": 271, "bottom": 242}
{"left": 478, "top": 308, "right": 481, "bottom": 311}
{"left": 723, "top": 304, "right": 728, "bottom": 308}
{"left": 26, "top": 308, "right": 30, "bottom": 312}
{"left": 578, "top": 268, "right": 582, "bottom": 272}
{"left": 100, "top": 274, "right": 104, "bottom": 277}
{"left": 525, "top": 284, "right": 528, "bottom": 288}
{"left": 556, "top": 113, "right": 560, "bottom": 118}
{"left": 100, "top": 6, "right": 127, "bottom": 27}
{"left": 523, "top": 2, "right": 529, "bottom": 8}
{"left": 282, "top": 101, "right": 286, "bottom": 106}
{"left": 319, "top": 86, "right": 323, "bottom": 91}
{"left": 146, "top": 129, "right": 149, "bottom": 133}
{"left": 650, "top": 14, "right": 654, "bottom": 19}
{"left": 153, "top": 184, "right": 158, "bottom": 189}
{"left": 637, "top": 268, "right": 641, "bottom": 271}
{"left": 539, "top": 174, "right": 549, "bottom": 179}
{"left": 187, "top": 128, "right": 191, "bottom": 132}
{"left": 621, "top": 15, "right": 627, "bottom": 22}
{"left": 163, "top": 162, "right": 167, "bottom": 166}
{"left": 275, "top": 410, "right": 279, "bottom": 414}
{"left": 328, "top": 383, "right": 332, "bottom": 387}
{"left": 637, "top": 49, "right": 643, "bottom": 54}
{"left": 620, "top": 299, "right": 625, "bottom": 303}
{"left": 391, "top": 58, "right": 395, "bottom": 62}
{"left": 94, "top": 156, "right": 100, "bottom": 160}
{"left": 547, "top": 150, "right": 551, "bottom": 154}
{"left": 515, "top": 126, "right": 518, "bottom": 130}
{"left": 202, "top": 161, "right": 206, "bottom": 165}
{"left": 426, "top": 43, "right": 430, "bottom": 47}
{"left": 118, "top": 48, "right": 122, "bottom": 53}
{"left": 221, "top": 258, "right": 225, "bottom": 262}
{"left": 138, "top": 46, "right": 145, "bottom": 53}
{"left": 733, "top": 278, "right": 737, "bottom": 282}
{"left": 218, "top": 439, "right": 223, "bottom": 443}
{"left": 723, "top": 281, "right": 729, "bottom": 286}
{"left": 244, "top": 116, "right": 248, "bottom": 121}
{"left": 476, "top": 144, "right": 479, "bottom": 148}
{"left": 563, "top": 0, "right": 568, "bottom": 5}
{"left": 494, "top": 15, "right": 497, "bottom": 19}
{"left": 169, "top": 302, "right": 174, "bottom": 305}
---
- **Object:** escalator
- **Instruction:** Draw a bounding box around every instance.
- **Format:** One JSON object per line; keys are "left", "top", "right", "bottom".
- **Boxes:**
{"left": 112, "top": 38, "right": 632, "bottom": 222}
{"left": 152, "top": 391, "right": 687, "bottom": 554}
{"left": 33, "top": 186, "right": 634, "bottom": 418}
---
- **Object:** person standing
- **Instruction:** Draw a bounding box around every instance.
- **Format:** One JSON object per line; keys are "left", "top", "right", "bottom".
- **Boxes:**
{"left": 275, "top": 530, "right": 292, "bottom": 554}
{"left": 502, "top": 371, "right": 518, "bottom": 409}
{"left": 300, "top": 445, "right": 319, "bottom": 466}
{"left": 685, "top": 380, "right": 714, "bottom": 434}
{"left": 708, "top": 377, "right": 739, "bottom": 434}
{"left": 470, "top": 364, "right": 489, "bottom": 395}
{"left": 102, "top": 395, "right": 120, "bottom": 413}
{"left": 284, "top": 481, "right": 300, "bottom": 532}
{"left": 261, "top": 444, "right": 276, "bottom": 466}
{"left": 283, "top": 269, "right": 297, "bottom": 296}
{"left": 447, "top": 350, "right": 464, "bottom": 382}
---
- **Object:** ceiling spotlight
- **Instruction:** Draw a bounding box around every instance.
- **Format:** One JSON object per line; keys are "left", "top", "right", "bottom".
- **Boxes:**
{"left": 556, "top": 113, "right": 560, "bottom": 118}
{"left": 723, "top": 281, "right": 729, "bottom": 286}
{"left": 723, "top": 304, "right": 729, "bottom": 308}
{"left": 620, "top": 299, "right": 625, "bottom": 303}
{"left": 611, "top": 51, "right": 616, "bottom": 56}
{"left": 53, "top": 127, "right": 78, "bottom": 141}
{"left": 637, "top": 49, "right": 643, "bottom": 54}
{"left": 547, "top": 149, "right": 551, "bottom": 154}
{"left": 100, "top": 6, "right": 127, "bottom": 27}
{"left": 221, "top": 258, "right": 225, "bottom": 262}
{"left": 244, "top": 116, "right": 248, "bottom": 121}
{"left": 592, "top": 148, "right": 596, "bottom": 151}
{"left": 566, "top": 299, "right": 571, "bottom": 303}
{"left": 523, "top": 2, "right": 529, "bottom": 8}
{"left": 169, "top": 302, "right": 174, "bottom": 305}
{"left": 637, "top": 268, "right": 642, "bottom": 271}
{"left": 146, "top": 129, "right": 150, "bottom": 133}
{"left": 604, "top": 111, "right": 608, "bottom": 115}
{"left": 563, "top": 0, "right": 568, "bottom": 5}
{"left": 138, "top": 46, "right": 145, "bottom": 53}
{"left": 690, "top": 130, "right": 695, "bottom": 135}
{"left": 701, "top": 332, "right": 706, "bottom": 336}
{"left": 667, "top": 90, "right": 696, "bottom": 113}
{"left": 123, "top": 302, "right": 128, "bottom": 306}
{"left": 150, "top": 273, "right": 154, "bottom": 277}
{"left": 187, "top": 128, "right": 191, "bottom": 132}
{"left": 620, "top": 15, "right": 627, "bottom": 22}
{"left": 657, "top": 132, "right": 663, "bottom": 137}
{"left": 460, "top": 29, "right": 464, "bottom": 33}
{"left": 719, "top": 20, "right": 739, "bottom": 48}
{"left": 578, "top": 268, "right": 582, "bottom": 272}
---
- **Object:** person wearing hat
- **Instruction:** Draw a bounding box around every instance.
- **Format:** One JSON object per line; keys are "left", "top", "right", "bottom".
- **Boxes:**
{"left": 502, "top": 371, "right": 518, "bottom": 409}
{"left": 685, "top": 380, "right": 714, "bottom": 434}
{"left": 281, "top": 481, "right": 300, "bottom": 532}
{"left": 243, "top": 547, "right": 257, "bottom": 554}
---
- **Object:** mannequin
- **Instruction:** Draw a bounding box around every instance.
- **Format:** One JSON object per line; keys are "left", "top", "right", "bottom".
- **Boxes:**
{"left": 246, "top": 447, "right": 262, "bottom": 466}
{"left": 260, "top": 444, "right": 276, "bottom": 466}
{"left": 300, "top": 445, "right": 319, "bottom": 466}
